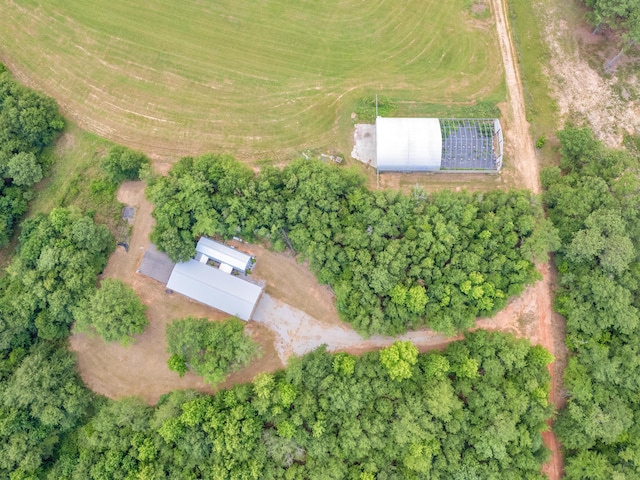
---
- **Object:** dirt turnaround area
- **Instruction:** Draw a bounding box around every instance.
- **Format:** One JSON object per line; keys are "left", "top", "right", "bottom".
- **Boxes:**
{"left": 69, "top": 182, "right": 284, "bottom": 404}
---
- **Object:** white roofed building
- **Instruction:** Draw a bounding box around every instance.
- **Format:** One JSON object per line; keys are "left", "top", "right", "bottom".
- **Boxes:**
{"left": 167, "top": 260, "right": 263, "bottom": 321}
{"left": 375, "top": 117, "right": 443, "bottom": 172}
{"left": 370, "top": 117, "right": 503, "bottom": 173}
{"left": 196, "top": 237, "right": 253, "bottom": 273}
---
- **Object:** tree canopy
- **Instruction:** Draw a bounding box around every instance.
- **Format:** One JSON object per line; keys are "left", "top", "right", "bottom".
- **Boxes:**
{"left": 47, "top": 331, "right": 552, "bottom": 479}
{"left": 74, "top": 278, "right": 148, "bottom": 345}
{"left": 380, "top": 340, "right": 419, "bottom": 381}
{"left": 166, "top": 316, "right": 259, "bottom": 386}
{"left": 0, "top": 65, "right": 64, "bottom": 246}
{"left": 0, "top": 343, "right": 92, "bottom": 478}
{"left": 148, "top": 154, "right": 558, "bottom": 335}
{"left": 543, "top": 125, "right": 640, "bottom": 478}
{"left": 585, "top": 0, "right": 640, "bottom": 41}
{"left": 0, "top": 207, "right": 114, "bottom": 350}
{"left": 101, "top": 145, "right": 150, "bottom": 184}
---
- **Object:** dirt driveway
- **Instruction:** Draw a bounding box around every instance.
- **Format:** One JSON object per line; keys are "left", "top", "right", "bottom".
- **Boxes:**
{"left": 254, "top": 264, "right": 565, "bottom": 365}
{"left": 490, "top": 0, "right": 565, "bottom": 477}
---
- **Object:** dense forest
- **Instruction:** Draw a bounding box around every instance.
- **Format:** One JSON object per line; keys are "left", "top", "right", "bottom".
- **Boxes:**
{"left": 0, "top": 211, "right": 554, "bottom": 478}
{"left": 148, "top": 156, "right": 558, "bottom": 335}
{"left": 543, "top": 126, "right": 640, "bottom": 478}
{"left": 0, "top": 65, "right": 64, "bottom": 246}
{"left": 42, "top": 333, "right": 552, "bottom": 479}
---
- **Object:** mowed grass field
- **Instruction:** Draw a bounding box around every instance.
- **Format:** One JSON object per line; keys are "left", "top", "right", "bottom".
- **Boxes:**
{"left": 0, "top": 0, "right": 503, "bottom": 163}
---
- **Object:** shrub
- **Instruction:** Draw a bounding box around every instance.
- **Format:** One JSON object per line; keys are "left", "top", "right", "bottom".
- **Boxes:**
{"left": 101, "top": 146, "right": 150, "bottom": 183}
{"left": 166, "top": 317, "right": 259, "bottom": 385}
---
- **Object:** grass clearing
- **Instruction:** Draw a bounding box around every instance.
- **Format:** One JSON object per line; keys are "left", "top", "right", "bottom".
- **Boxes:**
{"left": 508, "top": 0, "right": 560, "bottom": 167}
{"left": 29, "top": 123, "right": 129, "bottom": 239}
{"left": 0, "top": 0, "right": 503, "bottom": 164}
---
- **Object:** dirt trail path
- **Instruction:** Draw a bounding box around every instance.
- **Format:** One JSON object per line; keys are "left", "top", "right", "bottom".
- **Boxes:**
{"left": 491, "top": 0, "right": 565, "bottom": 477}
{"left": 491, "top": 0, "right": 541, "bottom": 194}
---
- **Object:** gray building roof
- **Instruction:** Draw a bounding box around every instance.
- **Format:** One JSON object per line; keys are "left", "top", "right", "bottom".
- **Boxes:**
{"left": 375, "top": 117, "right": 443, "bottom": 172}
{"left": 167, "top": 260, "right": 263, "bottom": 321}
{"left": 196, "top": 237, "right": 252, "bottom": 273}
{"left": 137, "top": 244, "right": 175, "bottom": 284}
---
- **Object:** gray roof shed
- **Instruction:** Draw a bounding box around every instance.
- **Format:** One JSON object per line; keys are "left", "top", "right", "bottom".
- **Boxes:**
{"left": 137, "top": 244, "right": 175, "bottom": 284}
{"left": 196, "top": 237, "right": 252, "bottom": 273}
{"left": 166, "top": 260, "right": 263, "bottom": 321}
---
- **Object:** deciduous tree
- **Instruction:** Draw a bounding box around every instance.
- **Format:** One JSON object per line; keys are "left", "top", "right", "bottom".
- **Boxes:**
{"left": 74, "top": 278, "right": 148, "bottom": 345}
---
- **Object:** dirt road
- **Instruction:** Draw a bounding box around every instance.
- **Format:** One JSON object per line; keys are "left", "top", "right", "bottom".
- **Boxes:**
{"left": 491, "top": 0, "right": 541, "bottom": 195}
{"left": 491, "top": 0, "right": 565, "bottom": 477}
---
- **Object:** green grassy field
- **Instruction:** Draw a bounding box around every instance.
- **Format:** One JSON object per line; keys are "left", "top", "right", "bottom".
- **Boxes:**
{"left": 0, "top": 0, "right": 503, "bottom": 164}
{"left": 30, "top": 123, "right": 127, "bottom": 238}
{"left": 508, "top": 0, "right": 558, "bottom": 167}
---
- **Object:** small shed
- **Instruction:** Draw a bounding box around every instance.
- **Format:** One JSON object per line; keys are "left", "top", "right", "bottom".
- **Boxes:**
{"left": 375, "top": 117, "right": 443, "bottom": 172}
{"left": 196, "top": 237, "right": 252, "bottom": 273}
{"left": 166, "top": 260, "right": 263, "bottom": 321}
{"left": 137, "top": 244, "right": 175, "bottom": 284}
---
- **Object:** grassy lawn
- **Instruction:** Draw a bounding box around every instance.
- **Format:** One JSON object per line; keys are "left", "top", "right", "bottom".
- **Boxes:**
{"left": 0, "top": 0, "right": 503, "bottom": 164}
{"left": 30, "top": 123, "right": 127, "bottom": 239}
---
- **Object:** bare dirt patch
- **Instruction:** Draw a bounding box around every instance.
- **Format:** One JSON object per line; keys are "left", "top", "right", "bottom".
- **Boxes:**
{"left": 540, "top": 3, "right": 640, "bottom": 147}
{"left": 241, "top": 241, "right": 343, "bottom": 326}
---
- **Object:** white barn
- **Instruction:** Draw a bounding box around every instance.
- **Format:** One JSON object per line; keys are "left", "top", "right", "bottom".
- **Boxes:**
{"left": 167, "top": 260, "right": 263, "bottom": 321}
{"left": 195, "top": 237, "right": 253, "bottom": 273}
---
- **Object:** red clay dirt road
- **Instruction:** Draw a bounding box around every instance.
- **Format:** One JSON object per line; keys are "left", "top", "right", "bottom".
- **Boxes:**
{"left": 491, "top": 0, "right": 565, "bottom": 477}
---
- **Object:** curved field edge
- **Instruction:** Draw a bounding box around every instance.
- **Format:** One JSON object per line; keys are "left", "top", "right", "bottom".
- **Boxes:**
{"left": 0, "top": 0, "right": 503, "bottom": 162}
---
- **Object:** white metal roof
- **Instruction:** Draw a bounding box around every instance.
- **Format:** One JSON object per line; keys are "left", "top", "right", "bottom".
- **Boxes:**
{"left": 196, "top": 237, "right": 252, "bottom": 272}
{"left": 219, "top": 263, "right": 233, "bottom": 274}
{"left": 375, "top": 117, "right": 443, "bottom": 171}
{"left": 167, "top": 260, "right": 263, "bottom": 321}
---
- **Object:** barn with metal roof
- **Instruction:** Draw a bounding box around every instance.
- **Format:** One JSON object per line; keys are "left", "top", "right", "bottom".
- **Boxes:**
{"left": 195, "top": 237, "right": 253, "bottom": 273}
{"left": 166, "top": 260, "right": 263, "bottom": 321}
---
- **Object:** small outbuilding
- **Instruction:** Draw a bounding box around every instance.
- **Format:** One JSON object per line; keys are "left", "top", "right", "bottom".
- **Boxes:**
{"left": 195, "top": 237, "right": 253, "bottom": 273}
{"left": 166, "top": 260, "right": 263, "bottom": 321}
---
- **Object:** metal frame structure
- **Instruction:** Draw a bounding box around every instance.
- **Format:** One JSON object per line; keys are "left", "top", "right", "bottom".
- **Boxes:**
{"left": 439, "top": 118, "right": 503, "bottom": 172}
{"left": 372, "top": 116, "right": 503, "bottom": 173}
